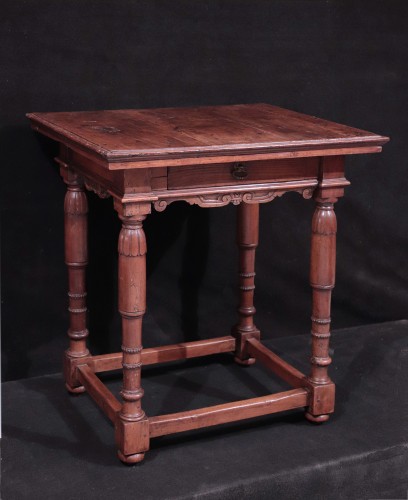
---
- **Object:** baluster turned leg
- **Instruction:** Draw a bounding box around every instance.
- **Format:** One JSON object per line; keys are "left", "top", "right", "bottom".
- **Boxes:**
{"left": 233, "top": 202, "right": 260, "bottom": 365}
{"left": 115, "top": 208, "right": 149, "bottom": 464}
{"left": 305, "top": 199, "right": 337, "bottom": 422}
{"left": 63, "top": 172, "right": 89, "bottom": 393}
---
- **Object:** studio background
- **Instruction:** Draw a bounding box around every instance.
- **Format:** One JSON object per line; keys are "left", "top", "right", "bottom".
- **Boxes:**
{"left": 1, "top": 0, "right": 407, "bottom": 382}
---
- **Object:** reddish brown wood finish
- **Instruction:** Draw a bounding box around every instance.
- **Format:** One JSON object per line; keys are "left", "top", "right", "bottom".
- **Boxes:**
{"left": 89, "top": 336, "right": 236, "bottom": 373}
{"left": 246, "top": 338, "right": 307, "bottom": 388}
{"left": 167, "top": 157, "right": 319, "bottom": 189}
{"left": 27, "top": 103, "right": 389, "bottom": 465}
{"left": 149, "top": 388, "right": 308, "bottom": 438}
{"left": 115, "top": 204, "right": 150, "bottom": 463}
{"left": 232, "top": 202, "right": 260, "bottom": 364}
{"left": 61, "top": 164, "right": 89, "bottom": 393}
{"left": 304, "top": 156, "right": 343, "bottom": 422}
{"left": 27, "top": 104, "right": 388, "bottom": 167}
{"left": 77, "top": 364, "right": 121, "bottom": 422}
{"left": 305, "top": 196, "right": 337, "bottom": 423}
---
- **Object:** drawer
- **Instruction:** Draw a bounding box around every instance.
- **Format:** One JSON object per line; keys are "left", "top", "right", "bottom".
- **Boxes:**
{"left": 168, "top": 157, "right": 319, "bottom": 190}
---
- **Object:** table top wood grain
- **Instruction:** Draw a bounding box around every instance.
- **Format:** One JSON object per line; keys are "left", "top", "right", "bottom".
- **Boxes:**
{"left": 27, "top": 103, "right": 388, "bottom": 168}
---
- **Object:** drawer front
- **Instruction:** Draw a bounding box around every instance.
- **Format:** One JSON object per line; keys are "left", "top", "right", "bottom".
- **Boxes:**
{"left": 168, "top": 157, "right": 319, "bottom": 190}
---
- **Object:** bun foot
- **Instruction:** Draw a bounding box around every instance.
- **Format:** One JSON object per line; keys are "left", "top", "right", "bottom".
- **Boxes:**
{"left": 117, "top": 450, "right": 145, "bottom": 464}
{"left": 234, "top": 356, "right": 256, "bottom": 366}
{"left": 305, "top": 411, "right": 330, "bottom": 423}
{"left": 65, "top": 383, "right": 86, "bottom": 394}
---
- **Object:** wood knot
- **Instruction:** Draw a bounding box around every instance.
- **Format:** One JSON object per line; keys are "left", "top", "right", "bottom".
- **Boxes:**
{"left": 88, "top": 125, "right": 121, "bottom": 134}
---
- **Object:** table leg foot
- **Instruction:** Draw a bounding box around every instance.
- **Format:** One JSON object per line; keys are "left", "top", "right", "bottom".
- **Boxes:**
{"left": 234, "top": 355, "right": 256, "bottom": 366}
{"left": 117, "top": 450, "right": 145, "bottom": 464}
{"left": 65, "top": 382, "right": 86, "bottom": 394}
{"left": 305, "top": 411, "right": 330, "bottom": 423}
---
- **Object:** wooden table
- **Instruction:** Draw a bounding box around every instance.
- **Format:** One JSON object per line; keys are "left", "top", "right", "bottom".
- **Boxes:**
{"left": 27, "top": 104, "right": 388, "bottom": 464}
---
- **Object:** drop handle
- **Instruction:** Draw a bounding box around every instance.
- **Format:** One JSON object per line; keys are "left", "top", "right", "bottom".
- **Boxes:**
{"left": 231, "top": 162, "right": 248, "bottom": 180}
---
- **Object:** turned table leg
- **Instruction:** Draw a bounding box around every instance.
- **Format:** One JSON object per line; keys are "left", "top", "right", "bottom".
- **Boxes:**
{"left": 305, "top": 198, "right": 337, "bottom": 422}
{"left": 63, "top": 172, "right": 89, "bottom": 393}
{"left": 233, "top": 202, "right": 260, "bottom": 365}
{"left": 115, "top": 209, "right": 150, "bottom": 464}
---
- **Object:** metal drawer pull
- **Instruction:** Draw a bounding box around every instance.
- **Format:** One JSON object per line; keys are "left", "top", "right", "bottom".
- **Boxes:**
{"left": 231, "top": 162, "right": 248, "bottom": 180}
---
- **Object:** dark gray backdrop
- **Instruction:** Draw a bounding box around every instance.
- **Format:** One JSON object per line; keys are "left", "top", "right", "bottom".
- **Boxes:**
{"left": 2, "top": 0, "right": 407, "bottom": 382}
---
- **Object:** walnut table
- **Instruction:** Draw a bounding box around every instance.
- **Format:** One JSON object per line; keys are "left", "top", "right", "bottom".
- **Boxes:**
{"left": 27, "top": 104, "right": 388, "bottom": 464}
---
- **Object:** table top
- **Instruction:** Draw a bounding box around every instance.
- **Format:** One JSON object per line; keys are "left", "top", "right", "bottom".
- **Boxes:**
{"left": 27, "top": 103, "right": 388, "bottom": 166}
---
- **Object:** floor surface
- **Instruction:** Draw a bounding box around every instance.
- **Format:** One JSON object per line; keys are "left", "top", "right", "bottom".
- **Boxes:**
{"left": 2, "top": 320, "right": 408, "bottom": 499}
